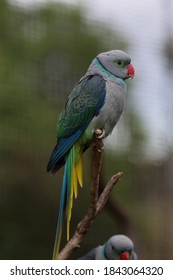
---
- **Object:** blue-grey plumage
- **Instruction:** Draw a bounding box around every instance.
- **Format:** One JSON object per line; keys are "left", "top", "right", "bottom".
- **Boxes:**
{"left": 47, "top": 50, "right": 134, "bottom": 173}
{"left": 79, "top": 235, "right": 137, "bottom": 260}
{"left": 47, "top": 50, "right": 135, "bottom": 258}
{"left": 84, "top": 50, "right": 134, "bottom": 138}
{"left": 93, "top": 78, "right": 126, "bottom": 137}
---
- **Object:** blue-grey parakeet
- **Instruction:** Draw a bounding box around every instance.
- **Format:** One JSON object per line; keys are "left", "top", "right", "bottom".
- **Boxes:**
{"left": 47, "top": 50, "right": 135, "bottom": 259}
{"left": 79, "top": 235, "right": 137, "bottom": 260}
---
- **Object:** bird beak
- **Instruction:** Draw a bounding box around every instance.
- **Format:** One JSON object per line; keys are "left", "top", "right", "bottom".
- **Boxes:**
{"left": 127, "top": 63, "right": 135, "bottom": 78}
{"left": 119, "top": 251, "right": 130, "bottom": 260}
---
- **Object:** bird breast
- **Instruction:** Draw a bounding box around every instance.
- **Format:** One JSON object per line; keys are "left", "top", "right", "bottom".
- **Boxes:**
{"left": 93, "top": 78, "right": 127, "bottom": 137}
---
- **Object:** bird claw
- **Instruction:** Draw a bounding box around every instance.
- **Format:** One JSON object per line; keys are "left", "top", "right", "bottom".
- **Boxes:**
{"left": 95, "top": 129, "right": 105, "bottom": 139}
{"left": 92, "top": 145, "right": 104, "bottom": 153}
{"left": 97, "top": 146, "right": 104, "bottom": 152}
{"left": 93, "top": 129, "right": 105, "bottom": 152}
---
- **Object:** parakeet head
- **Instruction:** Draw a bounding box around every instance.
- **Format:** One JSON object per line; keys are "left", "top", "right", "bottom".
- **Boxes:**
{"left": 97, "top": 50, "right": 135, "bottom": 79}
{"left": 103, "top": 234, "right": 137, "bottom": 260}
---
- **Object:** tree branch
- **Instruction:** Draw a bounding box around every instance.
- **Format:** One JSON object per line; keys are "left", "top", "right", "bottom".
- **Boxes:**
{"left": 57, "top": 130, "right": 123, "bottom": 260}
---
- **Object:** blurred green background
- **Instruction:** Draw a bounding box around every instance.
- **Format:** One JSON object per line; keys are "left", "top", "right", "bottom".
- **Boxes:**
{"left": 1, "top": 0, "right": 173, "bottom": 259}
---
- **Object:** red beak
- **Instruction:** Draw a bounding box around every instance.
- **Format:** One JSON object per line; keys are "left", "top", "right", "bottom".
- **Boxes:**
{"left": 127, "top": 63, "right": 135, "bottom": 78}
{"left": 119, "top": 251, "right": 130, "bottom": 260}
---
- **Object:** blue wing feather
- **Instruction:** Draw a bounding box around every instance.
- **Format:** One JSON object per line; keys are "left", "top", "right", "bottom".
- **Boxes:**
{"left": 47, "top": 129, "right": 83, "bottom": 172}
{"left": 47, "top": 74, "right": 106, "bottom": 172}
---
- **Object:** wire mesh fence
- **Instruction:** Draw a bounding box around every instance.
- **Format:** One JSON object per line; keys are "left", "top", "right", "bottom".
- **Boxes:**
{"left": 1, "top": 0, "right": 173, "bottom": 259}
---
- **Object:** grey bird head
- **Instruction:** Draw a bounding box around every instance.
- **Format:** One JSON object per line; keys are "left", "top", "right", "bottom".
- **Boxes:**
{"left": 103, "top": 234, "right": 137, "bottom": 260}
{"left": 97, "top": 50, "right": 135, "bottom": 79}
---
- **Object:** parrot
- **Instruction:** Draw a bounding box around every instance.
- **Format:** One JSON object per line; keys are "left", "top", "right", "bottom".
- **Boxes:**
{"left": 47, "top": 50, "right": 135, "bottom": 259}
{"left": 78, "top": 235, "right": 137, "bottom": 260}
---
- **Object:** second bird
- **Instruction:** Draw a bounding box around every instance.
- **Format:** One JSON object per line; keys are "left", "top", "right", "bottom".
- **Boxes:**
{"left": 79, "top": 235, "right": 137, "bottom": 260}
{"left": 47, "top": 50, "right": 135, "bottom": 259}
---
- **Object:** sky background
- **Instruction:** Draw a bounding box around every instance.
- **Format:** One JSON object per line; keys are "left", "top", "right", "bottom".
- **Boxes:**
{"left": 10, "top": 0, "right": 173, "bottom": 160}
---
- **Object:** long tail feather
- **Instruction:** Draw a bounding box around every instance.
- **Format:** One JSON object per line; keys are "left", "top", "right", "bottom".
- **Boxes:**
{"left": 52, "top": 145, "right": 83, "bottom": 259}
{"left": 76, "top": 155, "right": 83, "bottom": 188}
{"left": 66, "top": 147, "right": 83, "bottom": 240}
{"left": 52, "top": 164, "right": 68, "bottom": 260}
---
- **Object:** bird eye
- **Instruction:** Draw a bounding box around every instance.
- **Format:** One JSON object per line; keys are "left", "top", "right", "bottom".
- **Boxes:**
{"left": 117, "top": 60, "right": 122, "bottom": 66}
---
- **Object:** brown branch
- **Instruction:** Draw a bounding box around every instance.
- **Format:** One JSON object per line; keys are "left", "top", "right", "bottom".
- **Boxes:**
{"left": 57, "top": 130, "right": 123, "bottom": 260}
{"left": 96, "top": 172, "right": 123, "bottom": 215}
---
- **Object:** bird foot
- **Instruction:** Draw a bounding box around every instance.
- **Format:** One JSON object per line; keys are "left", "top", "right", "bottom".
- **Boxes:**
{"left": 93, "top": 144, "right": 104, "bottom": 153}
{"left": 94, "top": 129, "right": 105, "bottom": 152}
{"left": 95, "top": 129, "right": 105, "bottom": 139}
{"left": 97, "top": 146, "right": 104, "bottom": 152}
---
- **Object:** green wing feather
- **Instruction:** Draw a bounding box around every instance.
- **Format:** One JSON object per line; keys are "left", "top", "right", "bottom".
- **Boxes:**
{"left": 56, "top": 75, "right": 106, "bottom": 138}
